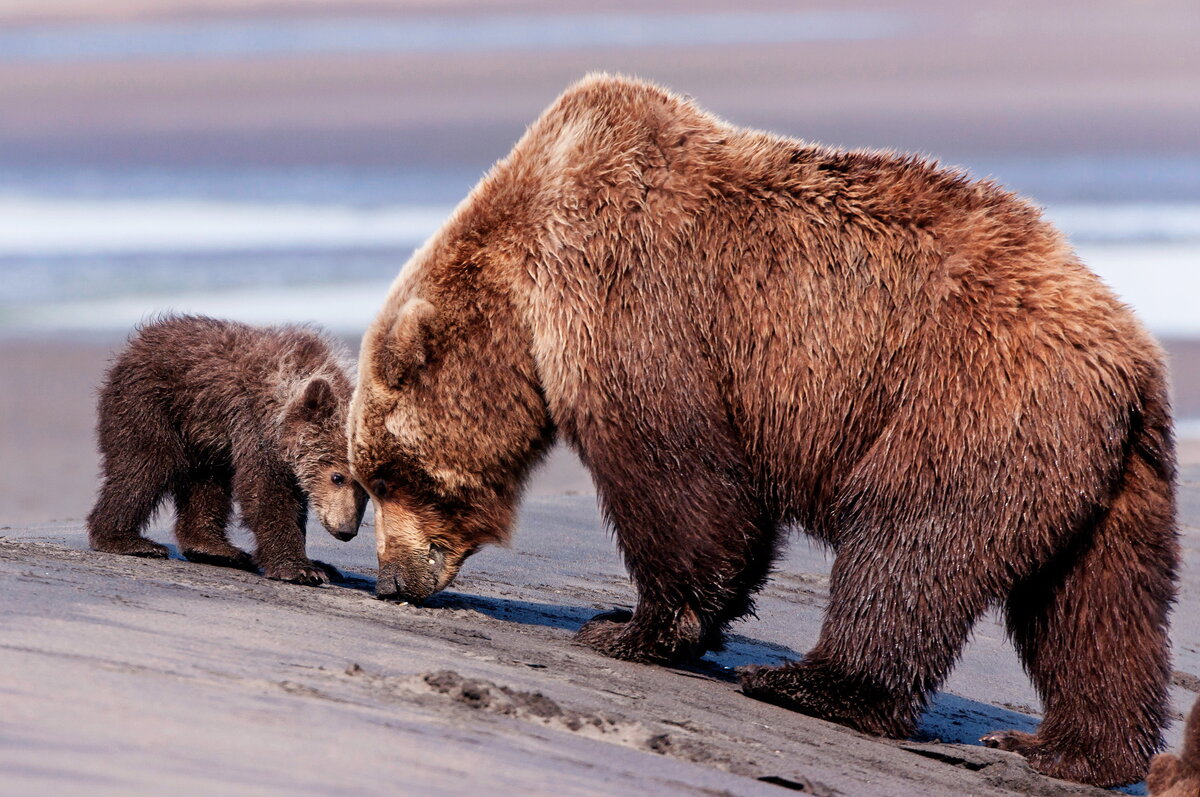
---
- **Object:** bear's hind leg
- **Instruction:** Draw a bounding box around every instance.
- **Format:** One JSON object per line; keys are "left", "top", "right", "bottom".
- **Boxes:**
{"left": 986, "top": 450, "right": 1176, "bottom": 788}
{"left": 174, "top": 466, "right": 254, "bottom": 571}
{"left": 87, "top": 436, "right": 183, "bottom": 559}
{"left": 88, "top": 473, "right": 171, "bottom": 558}
{"left": 741, "top": 533, "right": 996, "bottom": 737}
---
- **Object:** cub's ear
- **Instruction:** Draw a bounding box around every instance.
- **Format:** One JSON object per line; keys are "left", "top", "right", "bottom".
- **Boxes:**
{"left": 375, "top": 298, "right": 437, "bottom": 389}
{"left": 286, "top": 377, "right": 337, "bottom": 425}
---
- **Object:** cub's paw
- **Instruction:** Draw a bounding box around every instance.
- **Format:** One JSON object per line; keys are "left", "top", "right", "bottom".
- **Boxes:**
{"left": 93, "top": 537, "right": 169, "bottom": 559}
{"left": 261, "top": 559, "right": 330, "bottom": 586}
{"left": 182, "top": 546, "right": 255, "bottom": 572}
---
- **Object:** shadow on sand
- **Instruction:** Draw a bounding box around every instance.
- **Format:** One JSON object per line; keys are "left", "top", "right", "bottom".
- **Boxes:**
{"left": 337, "top": 568, "right": 1074, "bottom": 771}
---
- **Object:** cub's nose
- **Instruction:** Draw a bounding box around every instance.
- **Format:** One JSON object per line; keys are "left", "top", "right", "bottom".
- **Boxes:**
{"left": 332, "top": 528, "right": 357, "bottom": 542}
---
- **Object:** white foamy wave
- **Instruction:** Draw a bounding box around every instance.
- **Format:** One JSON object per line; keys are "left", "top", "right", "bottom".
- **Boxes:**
{"left": 1076, "top": 243, "right": 1200, "bottom": 337}
{"left": 6, "top": 243, "right": 1197, "bottom": 337}
{"left": 0, "top": 197, "right": 453, "bottom": 255}
{"left": 1, "top": 198, "right": 1197, "bottom": 338}
{"left": 1, "top": 198, "right": 1198, "bottom": 257}
{"left": 3, "top": 281, "right": 393, "bottom": 335}
{"left": 1044, "top": 203, "right": 1200, "bottom": 244}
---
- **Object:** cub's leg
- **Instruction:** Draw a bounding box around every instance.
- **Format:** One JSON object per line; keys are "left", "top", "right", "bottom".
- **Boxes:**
{"left": 986, "top": 448, "right": 1176, "bottom": 788}
{"left": 87, "top": 404, "right": 182, "bottom": 559}
{"left": 741, "top": 525, "right": 998, "bottom": 738}
{"left": 232, "top": 453, "right": 328, "bottom": 586}
{"left": 173, "top": 464, "right": 254, "bottom": 571}
{"left": 575, "top": 434, "right": 779, "bottom": 664}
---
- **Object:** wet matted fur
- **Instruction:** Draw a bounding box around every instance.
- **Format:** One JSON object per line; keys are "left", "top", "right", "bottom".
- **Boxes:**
{"left": 89, "top": 315, "right": 367, "bottom": 585}
{"left": 349, "top": 74, "right": 1178, "bottom": 787}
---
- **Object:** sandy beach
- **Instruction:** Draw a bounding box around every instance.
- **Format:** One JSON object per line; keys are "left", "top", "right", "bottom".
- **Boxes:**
{"left": 4, "top": 471, "right": 1198, "bottom": 796}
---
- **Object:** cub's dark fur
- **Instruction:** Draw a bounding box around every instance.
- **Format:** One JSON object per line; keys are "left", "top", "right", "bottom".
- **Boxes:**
{"left": 88, "top": 315, "right": 366, "bottom": 585}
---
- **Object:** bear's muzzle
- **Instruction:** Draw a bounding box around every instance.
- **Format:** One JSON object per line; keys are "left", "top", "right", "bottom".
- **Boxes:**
{"left": 376, "top": 545, "right": 446, "bottom": 604}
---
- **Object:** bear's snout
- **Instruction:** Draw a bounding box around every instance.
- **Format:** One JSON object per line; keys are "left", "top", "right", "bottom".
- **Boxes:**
{"left": 376, "top": 550, "right": 443, "bottom": 604}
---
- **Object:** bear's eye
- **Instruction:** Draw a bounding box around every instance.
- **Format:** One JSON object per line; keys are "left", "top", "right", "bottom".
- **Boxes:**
{"left": 371, "top": 479, "right": 389, "bottom": 499}
{"left": 330, "top": 473, "right": 346, "bottom": 486}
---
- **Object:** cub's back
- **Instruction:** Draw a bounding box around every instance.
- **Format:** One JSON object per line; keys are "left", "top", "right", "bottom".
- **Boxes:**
{"left": 101, "top": 316, "right": 348, "bottom": 452}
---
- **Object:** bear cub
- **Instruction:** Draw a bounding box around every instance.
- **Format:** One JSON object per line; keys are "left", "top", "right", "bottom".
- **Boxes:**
{"left": 88, "top": 315, "right": 367, "bottom": 585}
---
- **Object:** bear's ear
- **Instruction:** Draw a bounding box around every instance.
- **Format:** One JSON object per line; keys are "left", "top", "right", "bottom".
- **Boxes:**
{"left": 375, "top": 298, "right": 437, "bottom": 389}
{"left": 286, "top": 377, "right": 337, "bottom": 425}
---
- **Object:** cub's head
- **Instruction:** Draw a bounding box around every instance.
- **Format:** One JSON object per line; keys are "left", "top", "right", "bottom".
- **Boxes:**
{"left": 350, "top": 284, "right": 551, "bottom": 604}
{"left": 281, "top": 376, "right": 369, "bottom": 541}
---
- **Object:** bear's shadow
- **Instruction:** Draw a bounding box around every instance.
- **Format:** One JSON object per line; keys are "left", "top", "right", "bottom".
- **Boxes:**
{"left": 333, "top": 570, "right": 1123, "bottom": 772}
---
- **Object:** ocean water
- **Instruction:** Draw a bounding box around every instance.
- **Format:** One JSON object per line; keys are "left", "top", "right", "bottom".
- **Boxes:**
{"left": 0, "top": 12, "right": 910, "bottom": 63}
{"left": 1, "top": 161, "right": 1197, "bottom": 339}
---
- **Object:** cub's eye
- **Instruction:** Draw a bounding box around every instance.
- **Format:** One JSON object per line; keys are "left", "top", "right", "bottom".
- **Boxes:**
{"left": 371, "top": 479, "right": 389, "bottom": 499}
{"left": 330, "top": 473, "right": 346, "bottom": 486}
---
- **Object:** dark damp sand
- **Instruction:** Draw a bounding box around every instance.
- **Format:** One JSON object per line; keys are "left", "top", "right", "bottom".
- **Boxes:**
{"left": 0, "top": 0, "right": 1197, "bottom": 173}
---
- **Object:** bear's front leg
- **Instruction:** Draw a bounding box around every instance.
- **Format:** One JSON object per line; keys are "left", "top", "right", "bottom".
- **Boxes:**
{"left": 740, "top": 533, "right": 996, "bottom": 740}
{"left": 573, "top": 440, "right": 778, "bottom": 665}
{"left": 233, "top": 453, "right": 330, "bottom": 586}
{"left": 576, "top": 606, "right": 709, "bottom": 664}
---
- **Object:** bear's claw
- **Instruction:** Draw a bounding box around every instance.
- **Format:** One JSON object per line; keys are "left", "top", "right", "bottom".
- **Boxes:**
{"left": 980, "top": 729, "right": 1038, "bottom": 753}
{"left": 262, "top": 559, "right": 330, "bottom": 586}
{"left": 575, "top": 608, "right": 710, "bottom": 664}
{"left": 980, "top": 730, "right": 1142, "bottom": 787}
{"left": 94, "top": 537, "right": 169, "bottom": 559}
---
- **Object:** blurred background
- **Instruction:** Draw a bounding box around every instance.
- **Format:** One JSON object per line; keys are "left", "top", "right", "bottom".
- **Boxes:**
{"left": 1, "top": 0, "right": 1197, "bottom": 524}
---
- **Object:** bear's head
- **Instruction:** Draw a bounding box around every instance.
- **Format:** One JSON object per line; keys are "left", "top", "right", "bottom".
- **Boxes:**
{"left": 281, "top": 376, "right": 369, "bottom": 541}
{"left": 349, "top": 248, "right": 553, "bottom": 603}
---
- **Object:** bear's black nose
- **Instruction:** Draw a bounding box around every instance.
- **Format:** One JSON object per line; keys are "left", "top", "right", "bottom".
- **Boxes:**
{"left": 375, "top": 567, "right": 408, "bottom": 601}
{"left": 375, "top": 561, "right": 436, "bottom": 604}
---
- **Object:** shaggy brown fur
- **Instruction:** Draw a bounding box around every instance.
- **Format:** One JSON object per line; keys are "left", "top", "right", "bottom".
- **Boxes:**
{"left": 89, "top": 316, "right": 367, "bottom": 585}
{"left": 348, "top": 75, "right": 1178, "bottom": 786}
{"left": 1150, "top": 698, "right": 1200, "bottom": 797}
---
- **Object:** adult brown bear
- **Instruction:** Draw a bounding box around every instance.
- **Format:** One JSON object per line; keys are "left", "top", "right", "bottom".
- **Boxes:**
{"left": 348, "top": 75, "right": 1178, "bottom": 787}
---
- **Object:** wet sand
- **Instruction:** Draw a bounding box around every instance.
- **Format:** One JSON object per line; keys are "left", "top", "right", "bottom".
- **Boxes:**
{"left": 1, "top": 0, "right": 1197, "bottom": 175}
{"left": 4, "top": 475, "right": 1198, "bottom": 796}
